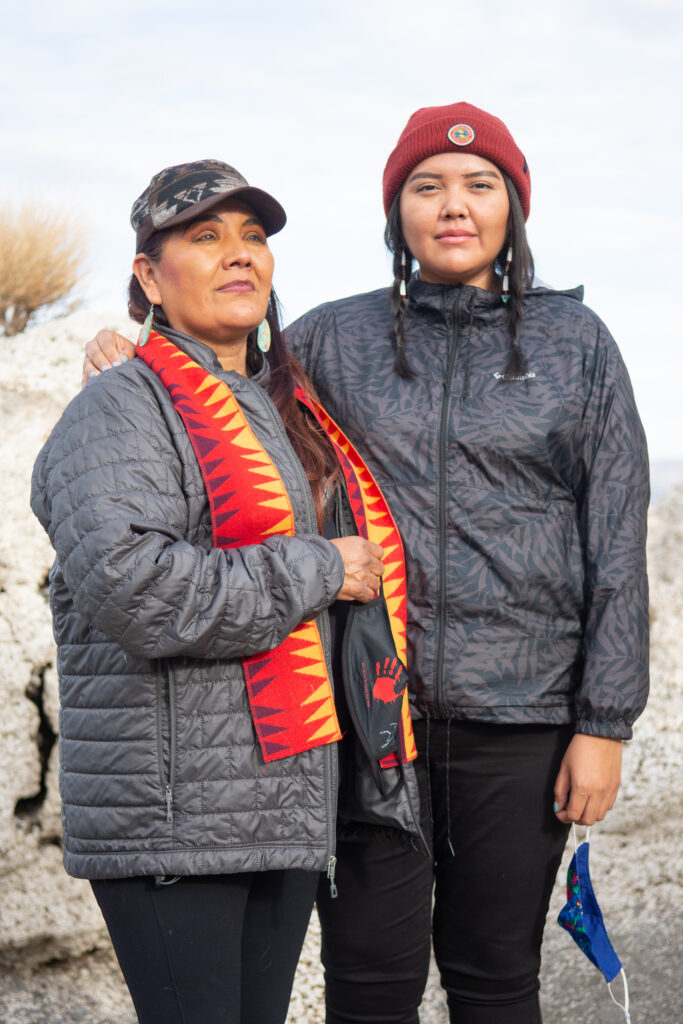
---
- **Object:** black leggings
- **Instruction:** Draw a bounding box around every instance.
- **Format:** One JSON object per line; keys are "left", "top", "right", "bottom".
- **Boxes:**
{"left": 91, "top": 869, "right": 318, "bottom": 1024}
{"left": 317, "top": 720, "right": 572, "bottom": 1024}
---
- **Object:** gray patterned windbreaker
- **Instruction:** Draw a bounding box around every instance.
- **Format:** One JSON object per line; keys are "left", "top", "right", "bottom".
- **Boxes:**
{"left": 286, "top": 278, "right": 649, "bottom": 740}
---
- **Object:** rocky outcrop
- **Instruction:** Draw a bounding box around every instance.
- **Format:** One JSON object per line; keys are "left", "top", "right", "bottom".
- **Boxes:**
{"left": 0, "top": 313, "right": 135, "bottom": 973}
{"left": 0, "top": 313, "right": 680, "bottom": 1022}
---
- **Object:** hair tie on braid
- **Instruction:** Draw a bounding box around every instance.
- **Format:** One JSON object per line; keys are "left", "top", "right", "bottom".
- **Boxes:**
{"left": 502, "top": 336, "right": 528, "bottom": 381}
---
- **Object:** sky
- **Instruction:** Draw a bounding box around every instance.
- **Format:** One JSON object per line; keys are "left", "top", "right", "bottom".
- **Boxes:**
{"left": 2, "top": 0, "right": 682, "bottom": 462}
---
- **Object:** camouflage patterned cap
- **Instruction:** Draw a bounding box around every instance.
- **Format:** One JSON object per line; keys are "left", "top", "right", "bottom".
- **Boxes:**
{"left": 131, "top": 159, "right": 287, "bottom": 250}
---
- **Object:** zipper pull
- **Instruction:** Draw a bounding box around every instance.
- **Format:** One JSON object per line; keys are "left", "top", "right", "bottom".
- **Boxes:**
{"left": 327, "top": 855, "right": 338, "bottom": 899}
{"left": 165, "top": 785, "right": 173, "bottom": 823}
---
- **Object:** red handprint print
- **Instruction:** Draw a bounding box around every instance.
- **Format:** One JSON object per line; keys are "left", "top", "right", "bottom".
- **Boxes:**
{"left": 372, "top": 657, "right": 403, "bottom": 705}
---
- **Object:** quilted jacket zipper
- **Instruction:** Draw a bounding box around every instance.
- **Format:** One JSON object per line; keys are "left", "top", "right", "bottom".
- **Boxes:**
{"left": 156, "top": 658, "right": 177, "bottom": 823}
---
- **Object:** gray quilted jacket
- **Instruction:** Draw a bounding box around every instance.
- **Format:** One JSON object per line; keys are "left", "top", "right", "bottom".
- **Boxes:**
{"left": 286, "top": 278, "right": 650, "bottom": 739}
{"left": 31, "top": 330, "right": 347, "bottom": 880}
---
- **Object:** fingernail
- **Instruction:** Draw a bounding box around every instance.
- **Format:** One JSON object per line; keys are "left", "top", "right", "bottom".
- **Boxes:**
{"left": 89, "top": 370, "right": 99, "bottom": 378}
{"left": 112, "top": 361, "right": 120, "bottom": 367}
{"left": 120, "top": 354, "right": 128, "bottom": 362}
{"left": 101, "top": 364, "right": 109, "bottom": 371}
{"left": 553, "top": 801, "right": 559, "bottom": 813}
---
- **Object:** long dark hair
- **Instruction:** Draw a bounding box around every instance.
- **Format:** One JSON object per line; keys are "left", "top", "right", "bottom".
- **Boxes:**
{"left": 129, "top": 231, "right": 340, "bottom": 531}
{"left": 383, "top": 172, "right": 535, "bottom": 380}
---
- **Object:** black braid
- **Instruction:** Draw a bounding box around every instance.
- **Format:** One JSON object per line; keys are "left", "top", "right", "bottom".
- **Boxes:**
{"left": 497, "top": 173, "right": 535, "bottom": 380}
{"left": 384, "top": 200, "right": 416, "bottom": 379}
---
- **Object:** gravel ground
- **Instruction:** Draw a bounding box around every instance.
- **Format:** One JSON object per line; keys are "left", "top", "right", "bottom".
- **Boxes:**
{"left": 1, "top": 822, "right": 679, "bottom": 1024}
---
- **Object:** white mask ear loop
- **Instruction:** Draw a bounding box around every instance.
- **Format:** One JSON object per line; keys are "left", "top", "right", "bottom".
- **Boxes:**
{"left": 571, "top": 823, "right": 591, "bottom": 851}
{"left": 608, "top": 967, "right": 630, "bottom": 1022}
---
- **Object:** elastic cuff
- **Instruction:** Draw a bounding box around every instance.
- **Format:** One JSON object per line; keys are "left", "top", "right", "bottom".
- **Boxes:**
{"left": 574, "top": 719, "right": 632, "bottom": 741}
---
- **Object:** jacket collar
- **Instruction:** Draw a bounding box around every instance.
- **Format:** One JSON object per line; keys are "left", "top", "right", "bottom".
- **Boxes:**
{"left": 407, "top": 275, "right": 502, "bottom": 318}
{"left": 528, "top": 283, "right": 584, "bottom": 301}
{"left": 406, "top": 274, "right": 584, "bottom": 318}
{"left": 154, "top": 322, "right": 271, "bottom": 392}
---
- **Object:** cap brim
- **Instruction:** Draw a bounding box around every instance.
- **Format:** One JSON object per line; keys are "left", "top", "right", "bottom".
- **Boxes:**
{"left": 136, "top": 185, "right": 287, "bottom": 250}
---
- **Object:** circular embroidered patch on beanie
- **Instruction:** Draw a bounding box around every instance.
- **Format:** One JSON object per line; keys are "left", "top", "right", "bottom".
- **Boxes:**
{"left": 447, "top": 123, "right": 475, "bottom": 146}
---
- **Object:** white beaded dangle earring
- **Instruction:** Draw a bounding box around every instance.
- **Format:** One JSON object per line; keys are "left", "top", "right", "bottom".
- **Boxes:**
{"left": 400, "top": 249, "right": 407, "bottom": 299}
{"left": 501, "top": 246, "right": 513, "bottom": 304}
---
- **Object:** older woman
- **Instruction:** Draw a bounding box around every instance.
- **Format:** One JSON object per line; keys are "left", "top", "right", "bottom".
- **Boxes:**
{"left": 31, "top": 159, "right": 423, "bottom": 1024}
{"left": 83, "top": 104, "right": 649, "bottom": 1024}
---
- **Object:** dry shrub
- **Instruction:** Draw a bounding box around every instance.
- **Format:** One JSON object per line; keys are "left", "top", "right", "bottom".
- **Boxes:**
{"left": 0, "top": 202, "right": 87, "bottom": 336}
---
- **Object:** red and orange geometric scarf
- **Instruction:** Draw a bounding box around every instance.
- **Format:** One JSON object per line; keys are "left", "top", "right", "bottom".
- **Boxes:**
{"left": 137, "top": 329, "right": 415, "bottom": 765}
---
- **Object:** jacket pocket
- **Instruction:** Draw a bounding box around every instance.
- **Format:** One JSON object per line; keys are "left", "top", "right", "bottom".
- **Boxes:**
{"left": 337, "top": 732, "right": 429, "bottom": 855}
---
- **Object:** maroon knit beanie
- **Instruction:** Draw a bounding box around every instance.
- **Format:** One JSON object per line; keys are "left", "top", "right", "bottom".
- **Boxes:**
{"left": 382, "top": 101, "right": 530, "bottom": 220}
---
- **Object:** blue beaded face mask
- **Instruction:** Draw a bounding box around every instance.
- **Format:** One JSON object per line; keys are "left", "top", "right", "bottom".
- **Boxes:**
{"left": 557, "top": 827, "right": 631, "bottom": 1022}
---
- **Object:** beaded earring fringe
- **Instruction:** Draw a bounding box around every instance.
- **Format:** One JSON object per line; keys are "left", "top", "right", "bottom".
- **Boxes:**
{"left": 400, "top": 249, "right": 407, "bottom": 298}
{"left": 501, "top": 246, "right": 513, "bottom": 304}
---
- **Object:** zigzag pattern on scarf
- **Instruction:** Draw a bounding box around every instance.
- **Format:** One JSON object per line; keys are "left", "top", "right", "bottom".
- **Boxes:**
{"left": 137, "top": 332, "right": 341, "bottom": 762}
{"left": 296, "top": 388, "right": 416, "bottom": 764}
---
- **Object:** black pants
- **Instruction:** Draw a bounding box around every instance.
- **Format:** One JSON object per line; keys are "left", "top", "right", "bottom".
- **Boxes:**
{"left": 317, "top": 720, "right": 572, "bottom": 1024}
{"left": 91, "top": 869, "right": 318, "bottom": 1024}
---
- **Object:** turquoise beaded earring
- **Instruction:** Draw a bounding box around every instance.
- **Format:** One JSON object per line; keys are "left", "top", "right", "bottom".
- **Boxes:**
{"left": 139, "top": 303, "right": 154, "bottom": 346}
{"left": 257, "top": 318, "right": 271, "bottom": 353}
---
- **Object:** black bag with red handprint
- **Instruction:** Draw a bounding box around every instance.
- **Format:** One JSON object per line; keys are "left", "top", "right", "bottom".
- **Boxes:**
{"left": 341, "top": 584, "right": 408, "bottom": 782}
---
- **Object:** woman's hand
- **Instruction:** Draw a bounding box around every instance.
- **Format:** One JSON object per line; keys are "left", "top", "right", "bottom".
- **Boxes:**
{"left": 330, "top": 537, "right": 384, "bottom": 603}
{"left": 553, "top": 734, "right": 622, "bottom": 826}
{"left": 82, "top": 331, "right": 136, "bottom": 387}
